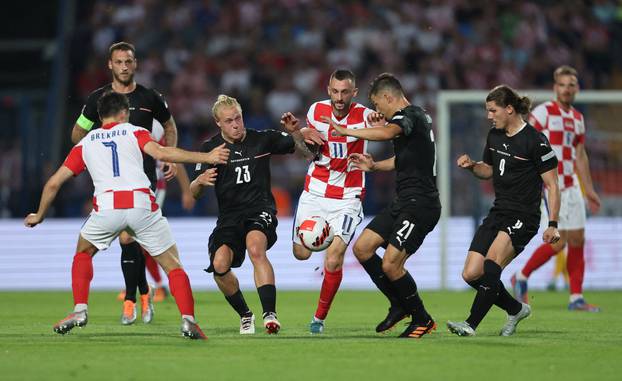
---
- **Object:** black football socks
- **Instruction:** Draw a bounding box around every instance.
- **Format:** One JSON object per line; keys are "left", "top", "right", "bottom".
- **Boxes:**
{"left": 257, "top": 284, "right": 277, "bottom": 316}
{"left": 466, "top": 259, "right": 502, "bottom": 329}
{"left": 360, "top": 254, "right": 401, "bottom": 308}
{"left": 225, "top": 289, "right": 252, "bottom": 317}
{"left": 120, "top": 241, "right": 148, "bottom": 302}
{"left": 391, "top": 271, "right": 432, "bottom": 324}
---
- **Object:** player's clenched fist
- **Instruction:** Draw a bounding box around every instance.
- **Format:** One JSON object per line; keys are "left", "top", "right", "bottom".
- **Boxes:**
{"left": 24, "top": 213, "right": 42, "bottom": 228}
{"left": 195, "top": 168, "right": 218, "bottom": 186}
{"left": 206, "top": 143, "right": 230, "bottom": 164}
{"left": 457, "top": 154, "right": 475, "bottom": 169}
{"left": 542, "top": 226, "right": 561, "bottom": 244}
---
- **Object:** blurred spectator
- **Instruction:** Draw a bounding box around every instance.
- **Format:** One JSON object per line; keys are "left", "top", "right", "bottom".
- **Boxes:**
{"left": 46, "top": 0, "right": 622, "bottom": 218}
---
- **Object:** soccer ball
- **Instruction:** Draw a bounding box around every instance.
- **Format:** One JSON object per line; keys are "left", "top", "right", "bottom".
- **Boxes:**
{"left": 297, "top": 216, "right": 334, "bottom": 252}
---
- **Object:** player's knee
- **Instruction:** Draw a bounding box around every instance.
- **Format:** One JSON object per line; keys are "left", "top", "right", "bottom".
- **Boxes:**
{"left": 212, "top": 257, "right": 232, "bottom": 276}
{"left": 325, "top": 256, "right": 343, "bottom": 272}
{"left": 247, "top": 246, "right": 267, "bottom": 263}
{"left": 381, "top": 260, "right": 400, "bottom": 278}
{"left": 353, "top": 241, "right": 372, "bottom": 262}
{"left": 462, "top": 269, "right": 481, "bottom": 283}
{"left": 293, "top": 244, "right": 311, "bottom": 260}
{"left": 567, "top": 234, "right": 584, "bottom": 248}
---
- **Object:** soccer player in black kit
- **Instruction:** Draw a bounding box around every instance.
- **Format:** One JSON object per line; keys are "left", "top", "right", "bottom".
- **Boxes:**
{"left": 447, "top": 85, "right": 561, "bottom": 337}
{"left": 70, "top": 42, "right": 184, "bottom": 325}
{"left": 190, "top": 95, "right": 322, "bottom": 334}
{"left": 328, "top": 73, "right": 440, "bottom": 338}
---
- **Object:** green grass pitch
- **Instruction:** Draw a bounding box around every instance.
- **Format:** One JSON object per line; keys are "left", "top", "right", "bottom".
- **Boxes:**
{"left": 1, "top": 290, "right": 620, "bottom": 380}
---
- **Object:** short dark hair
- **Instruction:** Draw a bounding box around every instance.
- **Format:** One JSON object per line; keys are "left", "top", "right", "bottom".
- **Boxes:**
{"left": 554, "top": 65, "right": 578, "bottom": 82}
{"left": 486, "top": 85, "right": 531, "bottom": 115}
{"left": 97, "top": 91, "right": 130, "bottom": 120}
{"left": 330, "top": 69, "right": 356, "bottom": 84}
{"left": 108, "top": 41, "right": 136, "bottom": 59}
{"left": 369, "top": 73, "right": 404, "bottom": 98}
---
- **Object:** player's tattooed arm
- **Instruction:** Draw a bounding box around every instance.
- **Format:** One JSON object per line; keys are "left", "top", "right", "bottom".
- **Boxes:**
{"left": 281, "top": 112, "right": 324, "bottom": 160}
{"left": 457, "top": 154, "right": 493, "bottom": 179}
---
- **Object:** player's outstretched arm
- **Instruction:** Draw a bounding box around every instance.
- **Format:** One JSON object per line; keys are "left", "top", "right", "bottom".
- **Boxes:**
{"left": 24, "top": 166, "right": 74, "bottom": 227}
{"left": 541, "top": 167, "right": 561, "bottom": 244}
{"left": 143, "top": 141, "right": 229, "bottom": 164}
{"left": 280, "top": 112, "right": 324, "bottom": 160}
{"left": 349, "top": 153, "right": 395, "bottom": 172}
{"left": 457, "top": 154, "right": 492, "bottom": 179}
{"left": 322, "top": 116, "right": 401, "bottom": 141}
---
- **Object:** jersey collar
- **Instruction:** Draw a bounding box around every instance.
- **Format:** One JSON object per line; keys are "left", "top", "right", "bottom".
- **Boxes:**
{"left": 102, "top": 122, "right": 121, "bottom": 130}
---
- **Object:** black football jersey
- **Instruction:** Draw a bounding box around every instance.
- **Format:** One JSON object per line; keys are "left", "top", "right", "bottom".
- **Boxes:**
{"left": 388, "top": 105, "right": 440, "bottom": 205}
{"left": 195, "top": 129, "right": 295, "bottom": 214}
{"left": 482, "top": 123, "right": 558, "bottom": 217}
{"left": 77, "top": 83, "right": 171, "bottom": 187}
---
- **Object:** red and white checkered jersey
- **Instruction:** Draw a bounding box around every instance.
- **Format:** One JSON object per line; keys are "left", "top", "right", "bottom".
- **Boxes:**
{"left": 304, "top": 100, "right": 373, "bottom": 199}
{"left": 529, "top": 101, "right": 585, "bottom": 190}
{"left": 63, "top": 122, "right": 158, "bottom": 211}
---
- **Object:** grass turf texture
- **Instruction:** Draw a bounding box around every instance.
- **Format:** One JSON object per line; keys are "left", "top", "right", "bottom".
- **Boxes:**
{"left": 1, "top": 290, "right": 620, "bottom": 381}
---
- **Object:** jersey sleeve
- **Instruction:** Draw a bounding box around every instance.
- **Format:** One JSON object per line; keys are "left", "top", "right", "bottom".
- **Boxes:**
{"left": 306, "top": 104, "right": 318, "bottom": 130}
{"left": 532, "top": 132, "right": 558, "bottom": 174}
{"left": 265, "top": 129, "right": 295, "bottom": 155}
{"left": 151, "top": 89, "right": 172, "bottom": 125}
{"left": 75, "top": 94, "right": 99, "bottom": 132}
{"left": 63, "top": 145, "right": 86, "bottom": 176}
{"left": 133, "top": 127, "right": 155, "bottom": 151}
{"left": 194, "top": 140, "right": 215, "bottom": 177}
{"left": 528, "top": 104, "right": 547, "bottom": 132}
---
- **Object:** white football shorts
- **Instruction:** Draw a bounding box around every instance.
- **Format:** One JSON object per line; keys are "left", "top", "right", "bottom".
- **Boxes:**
{"left": 542, "top": 184, "right": 586, "bottom": 231}
{"left": 80, "top": 208, "right": 175, "bottom": 256}
{"left": 292, "top": 191, "right": 363, "bottom": 246}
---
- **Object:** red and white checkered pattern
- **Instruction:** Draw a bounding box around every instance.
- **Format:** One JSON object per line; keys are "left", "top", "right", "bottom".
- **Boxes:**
{"left": 63, "top": 122, "right": 158, "bottom": 211}
{"left": 529, "top": 101, "right": 585, "bottom": 190}
{"left": 304, "top": 100, "right": 374, "bottom": 199}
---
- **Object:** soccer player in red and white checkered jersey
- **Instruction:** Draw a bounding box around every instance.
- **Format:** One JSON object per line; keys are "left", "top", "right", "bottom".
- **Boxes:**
{"left": 24, "top": 91, "right": 230, "bottom": 339}
{"left": 512, "top": 66, "right": 602, "bottom": 312}
{"left": 289, "top": 69, "right": 383, "bottom": 334}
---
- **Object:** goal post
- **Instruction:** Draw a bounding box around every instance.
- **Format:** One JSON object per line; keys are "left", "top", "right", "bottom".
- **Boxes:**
{"left": 436, "top": 90, "right": 622, "bottom": 289}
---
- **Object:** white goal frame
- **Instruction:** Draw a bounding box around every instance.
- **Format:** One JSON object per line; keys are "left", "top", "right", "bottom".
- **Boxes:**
{"left": 436, "top": 90, "right": 622, "bottom": 289}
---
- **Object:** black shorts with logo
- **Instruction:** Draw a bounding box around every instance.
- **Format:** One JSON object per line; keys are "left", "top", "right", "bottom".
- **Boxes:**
{"left": 206, "top": 208, "right": 278, "bottom": 272}
{"left": 366, "top": 198, "right": 440, "bottom": 256}
{"left": 469, "top": 209, "right": 539, "bottom": 256}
